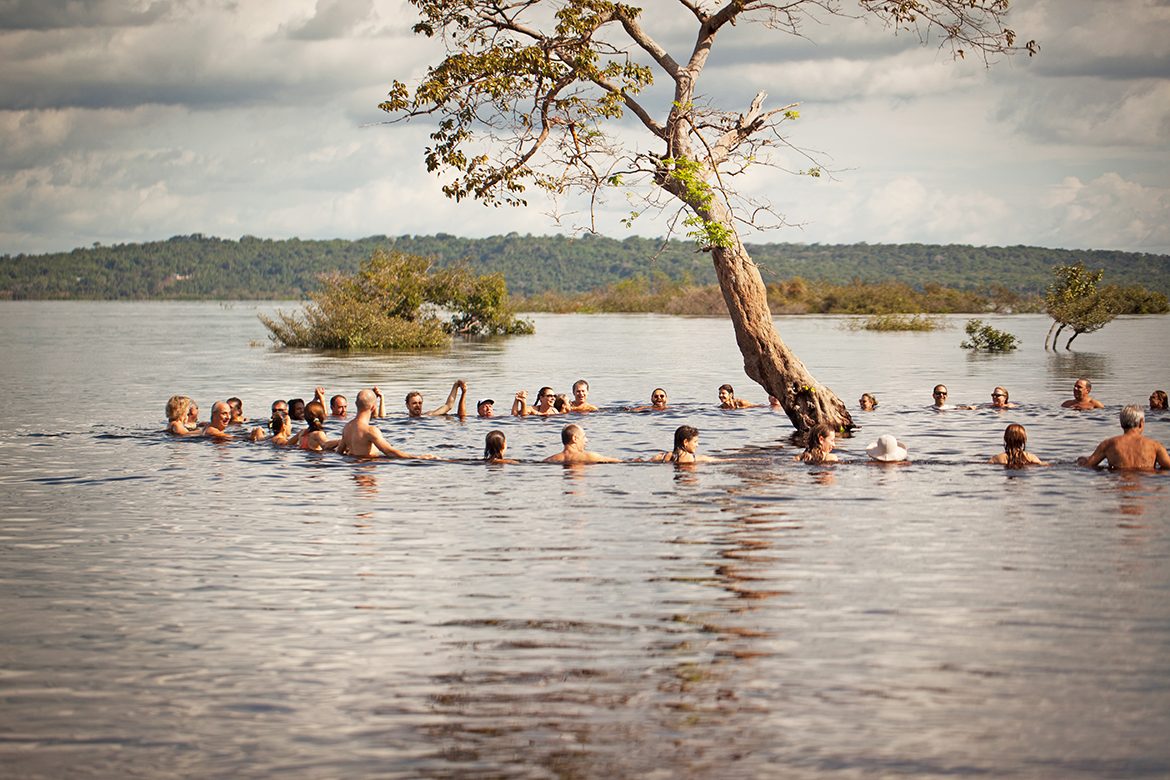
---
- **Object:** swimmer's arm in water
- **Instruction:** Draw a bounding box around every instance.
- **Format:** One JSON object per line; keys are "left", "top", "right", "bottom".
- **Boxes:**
{"left": 512, "top": 391, "right": 530, "bottom": 417}
{"left": 371, "top": 429, "right": 438, "bottom": 460}
{"left": 1077, "top": 441, "right": 1109, "bottom": 468}
{"left": 320, "top": 438, "right": 341, "bottom": 452}
{"left": 1156, "top": 443, "right": 1170, "bottom": 469}
{"left": 168, "top": 420, "right": 197, "bottom": 436}
{"left": 313, "top": 386, "right": 326, "bottom": 406}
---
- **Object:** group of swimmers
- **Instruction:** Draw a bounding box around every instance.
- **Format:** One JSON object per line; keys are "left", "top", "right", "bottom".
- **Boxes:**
{"left": 163, "top": 376, "right": 1170, "bottom": 470}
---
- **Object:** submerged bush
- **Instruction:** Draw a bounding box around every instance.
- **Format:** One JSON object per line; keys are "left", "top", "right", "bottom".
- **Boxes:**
{"left": 260, "top": 249, "right": 533, "bottom": 349}
{"left": 960, "top": 319, "right": 1019, "bottom": 352}
{"left": 845, "top": 314, "right": 945, "bottom": 332}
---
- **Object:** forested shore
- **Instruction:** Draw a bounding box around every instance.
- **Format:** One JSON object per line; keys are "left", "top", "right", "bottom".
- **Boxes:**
{"left": 2, "top": 233, "right": 1168, "bottom": 305}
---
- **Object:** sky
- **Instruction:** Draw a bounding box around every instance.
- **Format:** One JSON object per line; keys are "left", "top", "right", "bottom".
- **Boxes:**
{"left": 1, "top": 0, "right": 1168, "bottom": 256}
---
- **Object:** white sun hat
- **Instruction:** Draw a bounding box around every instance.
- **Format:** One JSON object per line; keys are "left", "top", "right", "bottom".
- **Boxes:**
{"left": 866, "top": 434, "right": 908, "bottom": 462}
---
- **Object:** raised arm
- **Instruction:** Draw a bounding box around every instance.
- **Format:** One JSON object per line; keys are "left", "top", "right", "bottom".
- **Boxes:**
{"left": 428, "top": 380, "right": 465, "bottom": 415}
{"left": 313, "top": 386, "right": 326, "bottom": 406}
{"left": 512, "top": 390, "right": 529, "bottom": 417}
{"left": 373, "top": 386, "right": 385, "bottom": 418}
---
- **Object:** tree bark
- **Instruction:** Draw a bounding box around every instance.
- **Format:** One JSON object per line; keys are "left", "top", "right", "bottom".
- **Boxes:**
{"left": 709, "top": 235, "right": 854, "bottom": 432}
{"left": 1044, "top": 320, "right": 1057, "bottom": 351}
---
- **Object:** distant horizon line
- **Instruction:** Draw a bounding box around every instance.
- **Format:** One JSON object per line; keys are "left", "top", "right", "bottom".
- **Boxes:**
{"left": 6, "top": 232, "right": 1168, "bottom": 259}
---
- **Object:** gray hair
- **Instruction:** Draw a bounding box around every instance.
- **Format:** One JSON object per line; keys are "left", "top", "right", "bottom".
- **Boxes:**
{"left": 1120, "top": 404, "right": 1144, "bottom": 431}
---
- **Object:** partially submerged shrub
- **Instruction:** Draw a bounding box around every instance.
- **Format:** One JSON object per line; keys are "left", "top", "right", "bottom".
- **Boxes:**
{"left": 260, "top": 249, "right": 532, "bottom": 349}
{"left": 961, "top": 319, "right": 1019, "bottom": 351}
{"left": 845, "top": 314, "right": 944, "bottom": 332}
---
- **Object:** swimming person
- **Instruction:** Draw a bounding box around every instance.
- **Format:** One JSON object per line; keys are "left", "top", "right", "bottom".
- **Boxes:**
{"left": 988, "top": 423, "right": 1047, "bottom": 467}
{"left": 165, "top": 396, "right": 199, "bottom": 436}
{"left": 483, "top": 430, "right": 518, "bottom": 464}
{"left": 544, "top": 424, "right": 620, "bottom": 464}
{"left": 227, "top": 396, "right": 246, "bottom": 424}
{"left": 406, "top": 380, "right": 467, "bottom": 417}
{"left": 931, "top": 384, "right": 950, "bottom": 409}
{"left": 250, "top": 410, "right": 296, "bottom": 445}
{"left": 989, "top": 386, "right": 1017, "bottom": 409}
{"left": 1062, "top": 378, "right": 1104, "bottom": 410}
{"left": 858, "top": 393, "right": 878, "bottom": 411}
{"left": 185, "top": 400, "right": 201, "bottom": 431}
{"left": 865, "top": 434, "right": 908, "bottom": 463}
{"left": 1078, "top": 405, "right": 1170, "bottom": 470}
{"left": 476, "top": 398, "right": 496, "bottom": 418}
{"left": 512, "top": 386, "right": 562, "bottom": 417}
{"left": 629, "top": 388, "right": 668, "bottom": 412}
{"left": 717, "top": 383, "right": 756, "bottom": 409}
{"left": 1150, "top": 390, "right": 1168, "bottom": 411}
{"left": 649, "top": 425, "right": 718, "bottom": 464}
{"left": 329, "top": 394, "right": 348, "bottom": 418}
{"left": 202, "top": 401, "right": 234, "bottom": 440}
{"left": 295, "top": 406, "right": 335, "bottom": 452}
{"left": 568, "top": 379, "right": 599, "bottom": 412}
{"left": 287, "top": 398, "right": 306, "bottom": 421}
{"left": 339, "top": 389, "right": 436, "bottom": 459}
{"left": 796, "top": 423, "right": 838, "bottom": 463}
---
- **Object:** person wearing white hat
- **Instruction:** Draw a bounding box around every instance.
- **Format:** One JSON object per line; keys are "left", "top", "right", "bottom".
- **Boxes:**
{"left": 866, "top": 434, "right": 909, "bottom": 463}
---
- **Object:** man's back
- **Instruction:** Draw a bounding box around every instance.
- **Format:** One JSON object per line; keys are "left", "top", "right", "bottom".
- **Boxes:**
{"left": 1102, "top": 433, "right": 1169, "bottom": 469}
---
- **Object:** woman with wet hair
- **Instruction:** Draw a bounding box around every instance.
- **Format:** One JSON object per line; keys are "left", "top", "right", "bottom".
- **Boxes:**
{"left": 858, "top": 393, "right": 878, "bottom": 411}
{"left": 649, "top": 425, "right": 718, "bottom": 464}
{"left": 250, "top": 410, "right": 296, "bottom": 445}
{"left": 483, "top": 430, "right": 517, "bottom": 463}
{"left": 797, "top": 423, "right": 839, "bottom": 464}
{"left": 717, "top": 383, "right": 756, "bottom": 409}
{"left": 989, "top": 423, "right": 1047, "bottom": 467}
{"left": 295, "top": 405, "right": 334, "bottom": 452}
{"left": 1151, "top": 390, "right": 1168, "bottom": 411}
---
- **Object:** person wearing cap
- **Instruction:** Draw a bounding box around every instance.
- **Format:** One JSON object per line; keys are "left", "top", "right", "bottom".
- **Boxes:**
{"left": 406, "top": 379, "right": 467, "bottom": 417}
{"left": 866, "top": 434, "right": 908, "bottom": 463}
{"left": 476, "top": 398, "right": 496, "bottom": 418}
{"left": 567, "top": 379, "right": 599, "bottom": 412}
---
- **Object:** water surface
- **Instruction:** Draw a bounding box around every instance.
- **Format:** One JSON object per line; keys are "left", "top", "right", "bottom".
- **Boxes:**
{"left": 1, "top": 303, "right": 1168, "bottom": 779}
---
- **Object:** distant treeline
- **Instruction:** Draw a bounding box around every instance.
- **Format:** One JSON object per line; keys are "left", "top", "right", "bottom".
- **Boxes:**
{"left": 2, "top": 232, "right": 1168, "bottom": 301}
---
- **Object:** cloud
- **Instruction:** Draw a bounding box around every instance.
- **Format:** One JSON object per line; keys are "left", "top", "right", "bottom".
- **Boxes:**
{"left": 0, "top": 0, "right": 177, "bottom": 30}
{"left": 1037, "top": 173, "right": 1170, "bottom": 251}
{"left": 283, "top": 0, "right": 377, "bottom": 40}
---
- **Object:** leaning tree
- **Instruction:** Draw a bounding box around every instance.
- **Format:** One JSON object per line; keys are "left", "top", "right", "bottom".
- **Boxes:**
{"left": 380, "top": 0, "right": 1035, "bottom": 431}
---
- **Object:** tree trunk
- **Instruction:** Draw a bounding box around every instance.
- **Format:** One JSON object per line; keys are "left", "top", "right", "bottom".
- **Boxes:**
{"left": 1065, "top": 330, "right": 1081, "bottom": 350}
{"left": 709, "top": 235, "right": 854, "bottom": 433}
{"left": 1044, "top": 320, "right": 1058, "bottom": 350}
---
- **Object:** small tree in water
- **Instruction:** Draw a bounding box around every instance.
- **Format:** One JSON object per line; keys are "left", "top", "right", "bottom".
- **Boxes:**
{"left": 379, "top": 0, "right": 1035, "bottom": 431}
{"left": 1044, "top": 263, "right": 1119, "bottom": 350}
{"left": 260, "top": 249, "right": 533, "bottom": 350}
{"left": 961, "top": 319, "right": 1019, "bottom": 352}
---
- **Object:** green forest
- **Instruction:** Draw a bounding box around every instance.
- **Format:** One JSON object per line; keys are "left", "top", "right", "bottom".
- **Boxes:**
{"left": 2, "top": 233, "right": 1168, "bottom": 301}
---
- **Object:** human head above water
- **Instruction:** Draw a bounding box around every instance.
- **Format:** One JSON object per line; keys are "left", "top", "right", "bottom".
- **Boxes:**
{"left": 650, "top": 388, "right": 667, "bottom": 406}
{"left": 330, "top": 394, "right": 347, "bottom": 415}
{"left": 1120, "top": 404, "right": 1144, "bottom": 431}
{"left": 405, "top": 391, "right": 424, "bottom": 416}
{"left": 484, "top": 430, "right": 506, "bottom": 460}
{"left": 355, "top": 388, "right": 377, "bottom": 412}
{"left": 1003, "top": 423, "right": 1027, "bottom": 451}
{"left": 561, "top": 423, "right": 583, "bottom": 446}
{"left": 165, "top": 395, "right": 191, "bottom": 423}
{"left": 673, "top": 425, "right": 699, "bottom": 452}
{"left": 1151, "top": 390, "right": 1168, "bottom": 410}
{"left": 858, "top": 393, "right": 877, "bottom": 411}
{"left": 287, "top": 398, "right": 305, "bottom": 421}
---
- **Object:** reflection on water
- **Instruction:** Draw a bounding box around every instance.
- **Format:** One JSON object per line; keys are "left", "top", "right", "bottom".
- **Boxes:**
{"left": 0, "top": 304, "right": 1168, "bottom": 778}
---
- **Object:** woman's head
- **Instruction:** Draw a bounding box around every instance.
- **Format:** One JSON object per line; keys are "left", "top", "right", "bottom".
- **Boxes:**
{"left": 166, "top": 395, "right": 191, "bottom": 423}
{"left": 717, "top": 384, "right": 735, "bottom": 404}
{"left": 991, "top": 386, "right": 1010, "bottom": 406}
{"left": 1151, "top": 390, "right": 1169, "bottom": 410}
{"left": 673, "top": 425, "right": 699, "bottom": 453}
{"left": 806, "top": 423, "right": 836, "bottom": 453}
{"left": 270, "top": 411, "right": 290, "bottom": 435}
{"left": 536, "top": 387, "right": 555, "bottom": 407}
{"left": 304, "top": 406, "right": 325, "bottom": 432}
{"left": 1004, "top": 423, "right": 1027, "bottom": 451}
{"left": 484, "top": 430, "right": 507, "bottom": 460}
{"left": 858, "top": 393, "right": 877, "bottom": 411}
